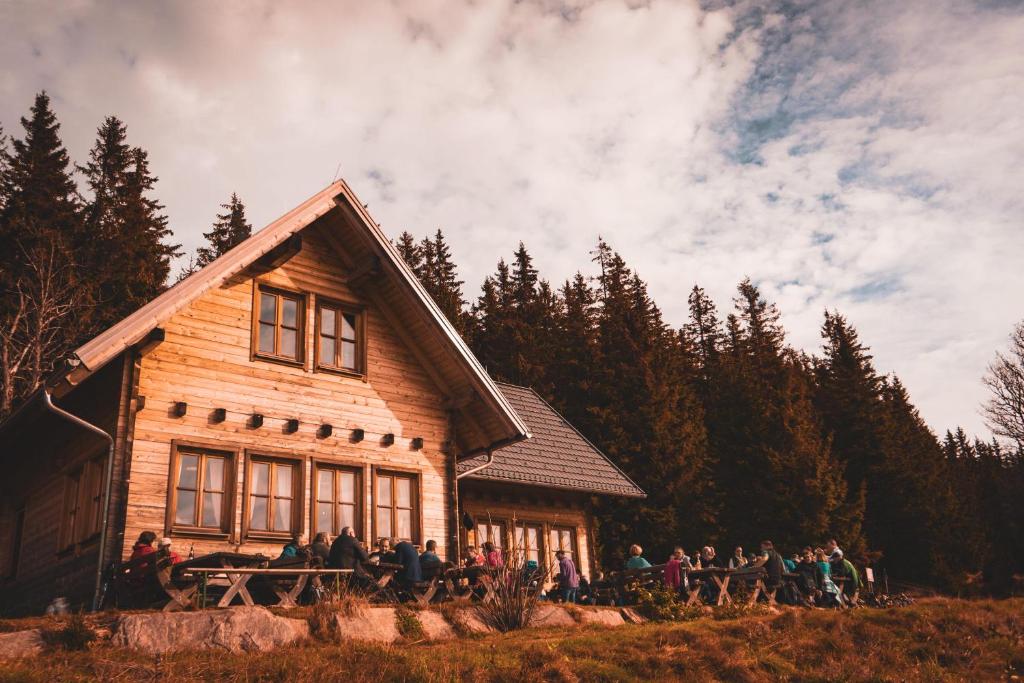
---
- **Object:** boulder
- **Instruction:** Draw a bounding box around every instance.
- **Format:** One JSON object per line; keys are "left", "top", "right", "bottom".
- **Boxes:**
{"left": 333, "top": 608, "right": 400, "bottom": 643}
{"left": 453, "top": 609, "right": 495, "bottom": 634}
{"left": 530, "top": 604, "right": 577, "bottom": 628}
{"left": 619, "top": 607, "right": 648, "bottom": 624}
{"left": 416, "top": 611, "right": 455, "bottom": 640}
{"left": 0, "top": 630, "right": 44, "bottom": 659}
{"left": 576, "top": 608, "right": 626, "bottom": 627}
{"left": 112, "top": 607, "right": 309, "bottom": 654}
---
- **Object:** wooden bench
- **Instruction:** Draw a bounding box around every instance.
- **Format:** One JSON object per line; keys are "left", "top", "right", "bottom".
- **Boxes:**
{"left": 112, "top": 547, "right": 187, "bottom": 610}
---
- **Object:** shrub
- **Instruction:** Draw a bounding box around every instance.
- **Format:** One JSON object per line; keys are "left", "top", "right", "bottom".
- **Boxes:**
{"left": 636, "top": 585, "right": 704, "bottom": 622}
{"left": 712, "top": 602, "right": 771, "bottom": 621}
{"left": 43, "top": 613, "right": 96, "bottom": 651}
{"left": 395, "top": 607, "right": 425, "bottom": 641}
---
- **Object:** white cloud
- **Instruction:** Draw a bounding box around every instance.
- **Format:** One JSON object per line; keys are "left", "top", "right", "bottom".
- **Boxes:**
{"left": 0, "top": 0, "right": 1021, "bottom": 437}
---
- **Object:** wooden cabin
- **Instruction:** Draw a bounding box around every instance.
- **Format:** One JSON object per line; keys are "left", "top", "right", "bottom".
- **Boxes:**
{"left": 0, "top": 180, "right": 643, "bottom": 614}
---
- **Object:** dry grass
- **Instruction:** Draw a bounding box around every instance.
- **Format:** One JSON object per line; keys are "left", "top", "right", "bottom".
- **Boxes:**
{"left": 0, "top": 598, "right": 1020, "bottom": 682}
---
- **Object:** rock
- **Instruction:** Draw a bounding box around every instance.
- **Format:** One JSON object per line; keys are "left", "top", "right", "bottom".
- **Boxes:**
{"left": 112, "top": 607, "right": 309, "bottom": 654}
{"left": 416, "top": 611, "right": 455, "bottom": 640}
{"left": 530, "top": 604, "right": 577, "bottom": 628}
{"left": 453, "top": 609, "right": 495, "bottom": 634}
{"left": 0, "top": 630, "right": 44, "bottom": 659}
{"left": 576, "top": 608, "right": 626, "bottom": 627}
{"left": 620, "top": 607, "right": 648, "bottom": 624}
{"left": 333, "top": 608, "right": 399, "bottom": 643}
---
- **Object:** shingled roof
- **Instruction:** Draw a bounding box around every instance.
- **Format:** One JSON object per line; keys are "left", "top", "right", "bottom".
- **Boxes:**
{"left": 457, "top": 383, "right": 646, "bottom": 498}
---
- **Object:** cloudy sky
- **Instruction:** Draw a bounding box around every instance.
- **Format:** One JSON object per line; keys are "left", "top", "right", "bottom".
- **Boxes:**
{"left": 2, "top": 0, "right": 1022, "bottom": 437}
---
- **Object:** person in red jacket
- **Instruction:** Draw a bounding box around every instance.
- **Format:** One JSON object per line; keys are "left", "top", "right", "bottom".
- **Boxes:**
{"left": 157, "top": 537, "right": 183, "bottom": 564}
{"left": 127, "top": 531, "right": 158, "bottom": 584}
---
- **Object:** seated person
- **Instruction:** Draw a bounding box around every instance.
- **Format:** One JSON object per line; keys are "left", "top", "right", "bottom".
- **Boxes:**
{"left": 577, "top": 575, "right": 594, "bottom": 605}
{"left": 419, "top": 540, "right": 442, "bottom": 572}
{"left": 728, "top": 546, "right": 747, "bottom": 569}
{"left": 521, "top": 559, "right": 541, "bottom": 587}
{"left": 664, "top": 547, "right": 685, "bottom": 594}
{"left": 783, "top": 553, "right": 798, "bottom": 573}
{"left": 482, "top": 541, "right": 503, "bottom": 568}
{"left": 698, "top": 546, "right": 720, "bottom": 568}
{"left": 328, "top": 526, "right": 369, "bottom": 578}
{"left": 128, "top": 531, "right": 159, "bottom": 582}
{"left": 394, "top": 539, "right": 423, "bottom": 585}
{"left": 278, "top": 532, "right": 308, "bottom": 560}
{"left": 463, "top": 545, "right": 485, "bottom": 567}
{"left": 625, "top": 544, "right": 651, "bottom": 569}
{"left": 157, "top": 537, "right": 183, "bottom": 564}
{"left": 309, "top": 532, "right": 331, "bottom": 566}
{"left": 831, "top": 555, "right": 861, "bottom": 604}
{"left": 795, "top": 547, "right": 823, "bottom": 602}
{"left": 368, "top": 537, "right": 394, "bottom": 565}
{"left": 752, "top": 540, "right": 785, "bottom": 593}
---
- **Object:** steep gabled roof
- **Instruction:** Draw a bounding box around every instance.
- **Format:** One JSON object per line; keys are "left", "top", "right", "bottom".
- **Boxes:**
{"left": 39, "top": 180, "right": 529, "bottom": 455}
{"left": 458, "top": 383, "right": 645, "bottom": 498}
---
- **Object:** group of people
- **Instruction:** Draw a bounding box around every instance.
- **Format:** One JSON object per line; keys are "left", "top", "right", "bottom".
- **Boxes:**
{"left": 624, "top": 537, "right": 862, "bottom": 608}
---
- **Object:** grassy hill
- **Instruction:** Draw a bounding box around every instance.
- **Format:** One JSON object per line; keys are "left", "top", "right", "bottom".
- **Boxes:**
{"left": 1, "top": 598, "right": 1021, "bottom": 682}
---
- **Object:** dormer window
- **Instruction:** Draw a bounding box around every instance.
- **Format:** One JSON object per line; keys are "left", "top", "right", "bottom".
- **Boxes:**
{"left": 254, "top": 285, "right": 305, "bottom": 364}
{"left": 316, "top": 299, "right": 365, "bottom": 375}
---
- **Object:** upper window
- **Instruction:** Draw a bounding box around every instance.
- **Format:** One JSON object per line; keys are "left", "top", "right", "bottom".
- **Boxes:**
{"left": 169, "top": 444, "right": 234, "bottom": 535}
{"left": 255, "top": 286, "right": 304, "bottom": 363}
{"left": 245, "top": 456, "right": 301, "bottom": 538}
{"left": 314, "top": 464, "right": 361, "bottom": 538}
{"left": 471, "top": 519, "right": 506, "bottom": 552}
{"left": 316, "top": 300, "right": 364, "bottom": 374}
{"left": 375, "top": 471, "right": 419, "bottom": 542}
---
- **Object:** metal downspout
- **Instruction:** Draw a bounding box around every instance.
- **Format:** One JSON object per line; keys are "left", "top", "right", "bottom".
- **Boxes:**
{"left": 43, "top": 390, "right": 114, "bottom": 612}
{"left": 455, "top": 449, "right": 494, "bottom": 480}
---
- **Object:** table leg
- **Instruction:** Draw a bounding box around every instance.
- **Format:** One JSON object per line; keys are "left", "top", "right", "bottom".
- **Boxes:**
{"left": 218, "top": 573, "right": 255, "bottom": 607}
{"left": 715, "top": 575, "right": 732, "bottom": 606}
{"left": 748, "top": 579, "right": 762, "bottom": 606}
{"left": 274, "top": 574, "right": 309, "bottom": 608}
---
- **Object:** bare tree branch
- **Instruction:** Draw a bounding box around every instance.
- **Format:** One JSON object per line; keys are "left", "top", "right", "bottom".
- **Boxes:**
{"left": 983, "top": 320, "right": 1024, "bottom": 452}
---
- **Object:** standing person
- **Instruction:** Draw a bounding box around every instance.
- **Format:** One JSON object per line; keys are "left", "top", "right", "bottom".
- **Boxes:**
{"left": 752, "top": 540, "right": 785, "bottom": 598}
{"left": 815, "top": 548, "right": 842, "bottom": 607}
{"left": 310, "top": 532, "right": 331, "bottom": 566}
{"left": 664, "top": 547, "right": 685, "bottom": 595}
{"left": 483, "top": 541, "right": 503, "bottom": 568}
{"left": 825, "top": 538, "right": 844, "bottom": 563}
{"left": 729, "top": 547, "right": 747, "bottom": 569}
{"left": 157, "top": 537, "right": 183, "bottom": 564}
{"left": 626, "top": 544, "right": 651, "bottom": 569}
{"left": 394, "top": 539, "right": 422, "bottom": 584}
{"left": 556, "top": 549, "right": 580, "bottom": 603}
{"left": 328, "top": 526, "right": 369, "bottom": 577}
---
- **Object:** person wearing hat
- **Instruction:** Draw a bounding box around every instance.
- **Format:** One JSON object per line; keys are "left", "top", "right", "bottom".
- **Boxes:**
{"left": 158, "top": 537, "right": 183, "bottom": 564}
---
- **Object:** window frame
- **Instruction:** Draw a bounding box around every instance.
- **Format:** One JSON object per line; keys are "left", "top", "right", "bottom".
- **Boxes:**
{"left": 371, "top": 468, "right": 421, "bottom": 544}
{"left": 548, "top": 525, "right": 579, "bottom": 565}
{"left": 242, "top": 451, "right": 305, "bottom": 542}
{"left": 514, "top": 521, "right": 544, "bottom": 565}
{"left": 165, "top": 441, "right": 238, "bottom": 539}
{"left": 314, "top": 297, "right": 367, "bottom": 377}
{"left": 310, "top": 460, "right": 364, "bottom": 540}
{"left": 251, "top": 283, "right": 307, "bottom": 366}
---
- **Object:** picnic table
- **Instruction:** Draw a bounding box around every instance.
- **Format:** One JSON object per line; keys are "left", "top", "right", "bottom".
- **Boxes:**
{"left": 362, "top": 561, "right": 405, "bottom": 602}
{"left": 180, "top": 567, "right": 352, "bottom": 608}
{"left": 684, "top": 566, "right": 769, "bottom": 606}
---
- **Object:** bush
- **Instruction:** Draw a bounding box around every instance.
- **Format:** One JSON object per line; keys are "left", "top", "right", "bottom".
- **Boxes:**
{"left": 636, "top": 585, "right": 704, "bottom": 622}
{"left": 712, "top": 601, "right": 771, "bottom": 621}
{"left": 43, "top": 613, "right": 96, "bottom": 651}
{"left": 395, "top": 607, "right": 425, "bottom": 641}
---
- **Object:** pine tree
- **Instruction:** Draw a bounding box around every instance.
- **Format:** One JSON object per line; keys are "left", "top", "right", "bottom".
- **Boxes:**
{"left": 394, "top": 231, "right": 422, "bottom": 276}
{"left": 79, "top": 118, "right": 180, "bottom": 330}
{"left": 196, "top": 193, "right": 251, "bottom": 267}
{"left": 0, "top": 93, "right": 87, "bottom": 414}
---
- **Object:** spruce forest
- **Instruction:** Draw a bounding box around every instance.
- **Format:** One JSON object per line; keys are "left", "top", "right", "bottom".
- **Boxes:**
{"left": 2, "top": 93, "right": 1022, "bottom": 594}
